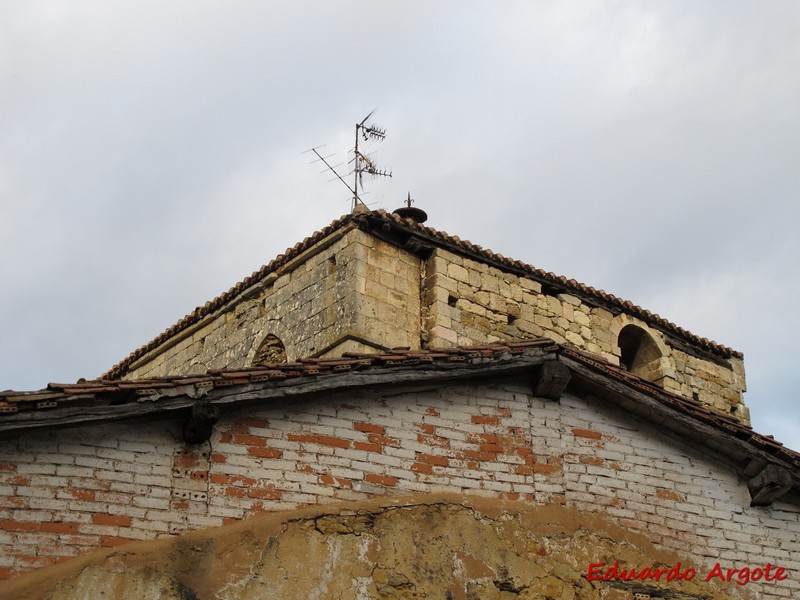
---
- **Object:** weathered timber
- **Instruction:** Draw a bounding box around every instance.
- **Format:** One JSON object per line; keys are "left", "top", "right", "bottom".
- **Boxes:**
{"left": 748, "top": 463, "right": 793, "bottom": 506}
{"left": 0, "top": 354, "right": 551, "bottom": 436}
{"left": 533, "top": 360, "right": 571, "bottom": 400}
{"left": 559, "top": 356, "right": 800, "bottom": 491}
{"left": 182, "top": 401, "right": 219, "bottom": 444}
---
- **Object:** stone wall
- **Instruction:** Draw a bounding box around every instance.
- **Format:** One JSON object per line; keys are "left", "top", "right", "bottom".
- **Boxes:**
{"left": 422, "top": 248, "right": 748, "bottom": 422}
{"left": 119, "top": 227, "right": 746, "bottom": 424}
{"left": 0, "top": 383, "right": 795, "bottom": 596}
{"left": 124, "top": 229, "right": 421, "bottom": 379}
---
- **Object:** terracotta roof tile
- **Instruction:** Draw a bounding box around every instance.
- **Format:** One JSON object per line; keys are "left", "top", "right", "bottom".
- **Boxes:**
{"left": 1, "top": 339, "right": 797, "bottom": 478}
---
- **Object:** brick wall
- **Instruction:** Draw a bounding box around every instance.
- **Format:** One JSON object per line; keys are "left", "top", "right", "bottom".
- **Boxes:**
{"left": 0, "top": 383, "right": 796, "bottom": 595}
{"left": 422, "top": 247, "right": 748, "bottom": 422}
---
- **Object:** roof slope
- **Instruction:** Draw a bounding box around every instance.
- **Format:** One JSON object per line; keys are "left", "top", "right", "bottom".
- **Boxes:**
{"left": 0, "top": 340, "right": 795, "bottom": 486}
{"left": 102, "top": 210, "right": 742, "bottom": 380}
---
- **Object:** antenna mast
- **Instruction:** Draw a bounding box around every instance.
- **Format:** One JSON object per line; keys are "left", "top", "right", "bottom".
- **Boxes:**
{"left": 305, "top": 111, "right": 392, "bottom": 213}
{"left": 352, "top": 110, "right": 392, "bottom": 212}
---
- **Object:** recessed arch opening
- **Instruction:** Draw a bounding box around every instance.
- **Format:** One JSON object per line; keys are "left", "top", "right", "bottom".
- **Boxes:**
{"left": 617, "top": 325, "right": 663, "bottom": 385}
{"left": 253, "top": 334, "right": 287, "bottom": 365}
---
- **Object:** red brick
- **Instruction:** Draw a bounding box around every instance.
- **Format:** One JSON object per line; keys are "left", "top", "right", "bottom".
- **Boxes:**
{"left": 248, "top": 447, "right": 283, "bottom": 459}
{"left": 229, "top": 475, "right": 258, "bottom": 487}
{"left": 0, "top": 463, "right": 17, "bottom": 472}
{"left": 320, "top": 474, "right": 351, "bottom": 489}
{"left": 40, "top": 522, "right": 80, "bottom": 534}
{"left": 1, "top": 497, "right": 28, "bottom": 509}
{"left": 411, "top": 463, "right": 432, "bottom": 474}
{"left": 471, "top": 415, "right": 500, "bottom": 425}
{"left": 462, "top": 450, "right": 497, "bottom": 462}
{"left": 0, "top": 567, "right": 15, "bottom": 580}
{"left": 225, "top": 487, "right": 247, "bottom": 498}
{"left": 91, "top": 514, "right": 132, "bottom": 527}
{"left": 364, "top": 473, "right": 398, "bottom": 487}
{"left": 367, "top": 433, "right": 400, "bottom": 448}
{"left": 101, "top": 536, "right": 136, "bottom": 548}
{"left": 580, "top": 456, "right": 604, "bottom": 466}
{"left": 210, "top": 473, "right": 229, "bottom": 484}
{"left": 418, "top": 453, "right": 449, "bottom": 467}
{"left": 210, "top": 453, "right": 226, "bottom": 463}
{"left": 190, "top": 470, "right": 209, "bottom": 481}
{"left": 2, "top": 475, "right": 29, "bottom": 486}
{"left": 316, "top": 435, "right": 351, "bottom": 449}
{"left": 0, "top": 520, "right": 38, "bottom": 532}
{"left": 353, "top": 442, "right": 383, "bottom": 453}
{"left": 515, "top": 465, "right": 533, "bottom": 476}
{"left": 224, "top": 422, "right": 249, "bottom": 434}
{"left": 416, "top": 423, "right": 435, "bottom": 434}
{"left": 531, "top": 464, "right": 561, "bottom": 474}
{"left": 234, "top": 417, "right": 269, "bottom": 428}
{"left": 425, "top": 407, "right": 439, "bottom": 416}
{"left": 287, "top": 433, "right": 351, "bottom": 449}
{"left": 248, "top": 488, "right": 281, "bottom": 500}
{"left": 234, "top": 434, "right": 266, "bottom": 447}
{"left": 572, "top": 428, "right": 602, "bottom": 440}
{"left": 64, "top": 488, "right": 95, "bottom": 501}
{"left": 354, "top": 422, "right": 385, "bottom": 434}
{"left": 174, "top": 455, "right": 200, "bottom": 468}
{"left": 480, "top": 443, "right": 504, "bottom": 453}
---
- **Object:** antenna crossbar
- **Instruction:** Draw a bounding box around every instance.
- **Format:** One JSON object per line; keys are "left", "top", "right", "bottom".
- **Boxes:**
{"left": 305, "top": 110, "right": 393, "bottom": 213}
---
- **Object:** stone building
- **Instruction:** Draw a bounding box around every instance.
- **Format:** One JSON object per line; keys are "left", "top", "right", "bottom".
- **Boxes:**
{"left": 0, "top": 208, "right": 797, "bottom": 599}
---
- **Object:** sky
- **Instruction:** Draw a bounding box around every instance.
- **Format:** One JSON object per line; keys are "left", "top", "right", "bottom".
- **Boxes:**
{"left": 1, "top": 1, "right": 798, "bottom": 451}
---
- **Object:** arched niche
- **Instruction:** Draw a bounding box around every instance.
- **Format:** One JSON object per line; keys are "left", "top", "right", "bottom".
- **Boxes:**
{"left": 617, "top": 324, "right": 664, "bottom": 385}
{"left": 252, "top": 334, "right": 287, "bottom": 365}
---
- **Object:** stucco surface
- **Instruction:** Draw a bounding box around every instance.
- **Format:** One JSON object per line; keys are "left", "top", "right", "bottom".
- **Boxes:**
{"left": 0, "top": 498, "right": 753, "bottom": 600}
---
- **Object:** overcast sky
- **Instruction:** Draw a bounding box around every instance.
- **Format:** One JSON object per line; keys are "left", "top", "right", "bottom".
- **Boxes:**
{"left": 1, "top": 1, "right": 798, "bottom": 450}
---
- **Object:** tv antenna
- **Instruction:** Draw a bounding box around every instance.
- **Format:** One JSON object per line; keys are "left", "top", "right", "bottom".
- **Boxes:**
{"left": 304, "top": 110, "right": 392, "bottom": 213}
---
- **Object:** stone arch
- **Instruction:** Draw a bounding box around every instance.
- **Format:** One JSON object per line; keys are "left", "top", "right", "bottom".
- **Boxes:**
{"left": 617, "top": 325, "right": 662, "bottom": 379}
{"left": 610, "top": 316, "right": 673, "bottom": 387}
{"left": 252, "top": 333, "right": 287, "bottom": 365}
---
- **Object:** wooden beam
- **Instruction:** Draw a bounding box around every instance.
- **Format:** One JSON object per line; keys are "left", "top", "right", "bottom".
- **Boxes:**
{"left": 559, "top": 356, "right": 800, "bottom": 489}
{"left": 0, "top": 354, "right": 551, "bottom": 436}
{"left": 182, "top": 401, "right": 219, "bottom": 445}
{"left": 748, "top": 464, "right": 793, "bottom": 506}
{"left": 533, "top": 360, "right": 571, "bottom": 400}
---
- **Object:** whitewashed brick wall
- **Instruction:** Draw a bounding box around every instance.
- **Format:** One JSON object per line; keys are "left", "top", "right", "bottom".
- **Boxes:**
{"left": 0, "top": 383, "right": 797, "bottom": 596}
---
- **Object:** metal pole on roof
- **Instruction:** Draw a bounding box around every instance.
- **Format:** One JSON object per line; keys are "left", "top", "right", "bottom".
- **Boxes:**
{"left": 305, "top": 111, "right": 391, "bottom": 214}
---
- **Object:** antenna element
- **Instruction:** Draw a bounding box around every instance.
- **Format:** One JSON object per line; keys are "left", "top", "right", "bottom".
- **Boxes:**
{"left": 305, "top": 111, "right": 392, "bottom": 213}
